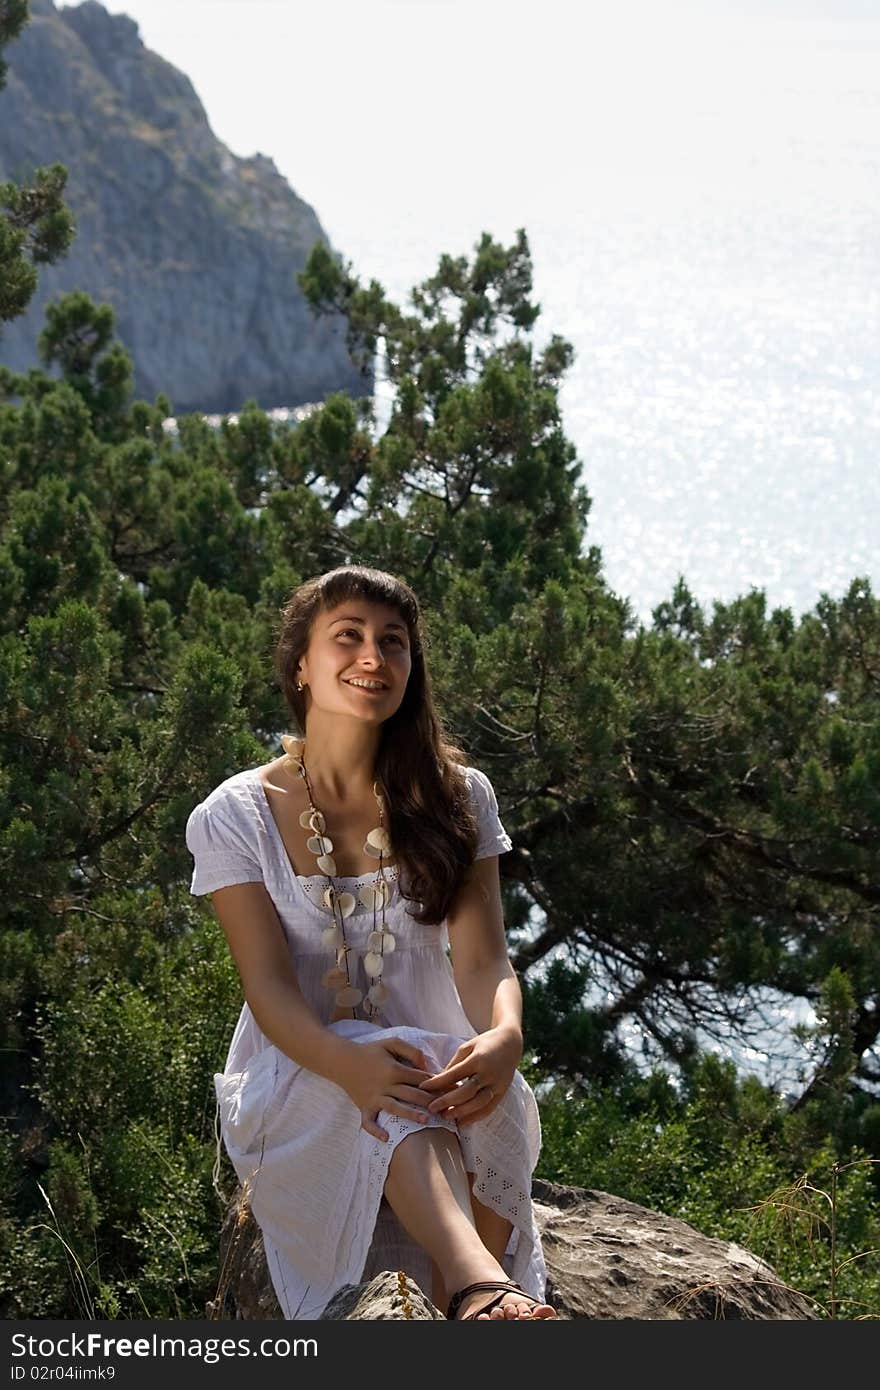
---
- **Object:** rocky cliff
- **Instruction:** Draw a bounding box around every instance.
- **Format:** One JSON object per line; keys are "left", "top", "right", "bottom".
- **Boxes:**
{"left": 0, "top": 0, "right": 369, "bottom": 413}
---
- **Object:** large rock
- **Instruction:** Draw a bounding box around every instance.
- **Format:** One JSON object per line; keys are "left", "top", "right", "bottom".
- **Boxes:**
{"left": 208, "top": 1177, "right": 818, "bottom": 1321}
{"left": 0, "top": 0, "right": 370, "bottom": 413}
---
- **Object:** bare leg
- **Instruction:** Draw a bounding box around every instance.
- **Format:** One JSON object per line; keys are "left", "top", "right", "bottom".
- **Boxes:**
{"left": 467, "top": 1171, "right": 514, "bottom": 1265}
{"left": 432, "top": 1170, "right": 513, "bottom": 1311}
{"left": 384, "top": 1127, "right": 556, "bottom": 1320}
{"left": 430, "top": 1258, "right": 445, "bottom": 1312}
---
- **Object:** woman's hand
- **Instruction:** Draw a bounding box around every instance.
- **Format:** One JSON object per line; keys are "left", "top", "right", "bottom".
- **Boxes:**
{"left": 338, "top": 1039, "right": 438, "bottom": 1142}
{"left": 416, "top": 1025, "right": 523, "bottom": 1127}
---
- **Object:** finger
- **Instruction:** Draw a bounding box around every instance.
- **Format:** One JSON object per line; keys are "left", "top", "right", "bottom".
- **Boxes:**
{"left": 441, "top": 1097, "right": 484, "bottom": 1122}
{"left": 418, "top": 1060, "right": 480, "bottom": 1092}
{"left": 422, "top": 1067, "right": 481, "bottom": 1112}
{"left": 396, "top": 1084, "right": 441, "bottom": 1111}
{"left": 395, "top": 1066, "right": 436, "bottom": 1084}
{"left": 392, "top": 1059, "right": 435, "bottom": 1077}
{"left": 389, "top": 1042, "right": 433, "bottom": 1071}
{"left": 416, "top": 1041, "right": 473, "bottom": 1080}
{"left": 448, "top": 1087, "right": 498, "bottom": 1125}
{"left": 361, "top": 1110, "right": 389, "bottom": 1142}
{"left": 424, "top": 1092, "right": 457, "bottom": 1112}
{"left": 426, "top": 1077, "right": 483, "bottom": 1111}
{"left": 386, "top": 1098, "right": 434, "bottom": 1124}
{"left": 457, "top": 1099, "right": 500, "bottom": 1127}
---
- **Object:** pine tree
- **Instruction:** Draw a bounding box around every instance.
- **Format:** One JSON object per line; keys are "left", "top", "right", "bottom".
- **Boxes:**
{"left": 0, "top": 0, "right": 74, "bottom": 325}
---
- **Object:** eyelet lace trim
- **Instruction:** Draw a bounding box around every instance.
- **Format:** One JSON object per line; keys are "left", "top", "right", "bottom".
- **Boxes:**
{"left": 296, "top": 863, "right": 400, "bottom": 913}
{"left": 470, "top": 1152, "right": 529, "bottom": 1221}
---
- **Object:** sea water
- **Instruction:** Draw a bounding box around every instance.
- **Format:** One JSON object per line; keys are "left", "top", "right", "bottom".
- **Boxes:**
{"left": 319, "top": 13, "right": 879, "bottom": 635}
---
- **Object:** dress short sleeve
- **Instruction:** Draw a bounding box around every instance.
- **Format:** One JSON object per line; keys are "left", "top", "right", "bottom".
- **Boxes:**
{"left": 185, "top": 798, "right": 264, "bottom": 896}
{"left": 465, "top": 765, "right": 514, "bottom": 859}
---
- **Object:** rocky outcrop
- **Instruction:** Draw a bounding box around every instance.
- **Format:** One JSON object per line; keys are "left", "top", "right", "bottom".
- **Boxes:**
{"left": 208, "top": 1178, "right": 819, "bottom": 1321}
{"left": 0, "top": 0, "right": 369, "bottom": 413}
{"left": 528, "top": 1179, "right": 817, "bottom": 1320}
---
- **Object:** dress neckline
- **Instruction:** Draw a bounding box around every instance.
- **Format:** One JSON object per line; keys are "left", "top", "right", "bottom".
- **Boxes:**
{"left": 243, "top": 766, "right": 401, "bottom": 890}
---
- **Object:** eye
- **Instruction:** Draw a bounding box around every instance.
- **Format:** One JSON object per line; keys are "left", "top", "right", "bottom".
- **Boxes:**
{"left": 337, "top": 630, "right": 404, "bottom": 645}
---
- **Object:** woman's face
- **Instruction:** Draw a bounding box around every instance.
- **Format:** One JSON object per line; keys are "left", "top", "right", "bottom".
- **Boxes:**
{"left": 297, "top": 597, "right": 413, "bottom": 723}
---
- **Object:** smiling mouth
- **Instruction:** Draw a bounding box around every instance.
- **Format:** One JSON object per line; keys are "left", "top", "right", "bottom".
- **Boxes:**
{"left": 343, "top": 679, "right": 388, "bottom": 692}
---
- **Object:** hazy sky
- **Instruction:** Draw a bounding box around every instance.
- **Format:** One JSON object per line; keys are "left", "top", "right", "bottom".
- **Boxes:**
{"left": 46, "top": 0, "right": 879, "bottom": 632}
{"left": 56, "top": 0, "right": 879, "bottom": 264}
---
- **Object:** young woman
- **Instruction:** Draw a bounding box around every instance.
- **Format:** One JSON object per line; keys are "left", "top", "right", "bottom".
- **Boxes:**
{"left": 186, "top": 565, "right": 557, "bottom": 1321}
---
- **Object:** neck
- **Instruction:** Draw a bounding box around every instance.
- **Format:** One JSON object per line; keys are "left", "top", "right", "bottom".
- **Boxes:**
{"left": 291, "top": 716, "right": 382, "bottom": 804}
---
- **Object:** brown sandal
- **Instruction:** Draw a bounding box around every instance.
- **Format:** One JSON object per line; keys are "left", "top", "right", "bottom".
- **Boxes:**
{"left": 446, "top": 1279, "right": 547, "bottom": 1321}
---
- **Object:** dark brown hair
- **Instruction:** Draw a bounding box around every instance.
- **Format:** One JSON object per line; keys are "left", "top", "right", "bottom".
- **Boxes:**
{"left": 273, "top": 565, "right": 479, "bottom": 925}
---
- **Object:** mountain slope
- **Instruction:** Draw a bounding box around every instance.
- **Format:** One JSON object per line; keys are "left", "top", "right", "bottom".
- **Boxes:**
{"left": 0, "top": 0, "right": 369, "bottom": 413}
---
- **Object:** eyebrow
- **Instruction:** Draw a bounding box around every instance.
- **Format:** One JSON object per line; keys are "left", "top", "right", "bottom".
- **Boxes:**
{"left": 328, "top": 615, "right": 408, "bottom": 633}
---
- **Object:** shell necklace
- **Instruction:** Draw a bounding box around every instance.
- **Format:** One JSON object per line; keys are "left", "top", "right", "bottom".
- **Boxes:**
{"left": 280, "top": 734, "right": 396, "bottom": 1024}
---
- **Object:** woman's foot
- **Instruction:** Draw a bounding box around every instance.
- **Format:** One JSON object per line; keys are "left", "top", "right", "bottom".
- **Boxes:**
{"left": 448, "top": 1278, "right": 557, "bottom": 1320}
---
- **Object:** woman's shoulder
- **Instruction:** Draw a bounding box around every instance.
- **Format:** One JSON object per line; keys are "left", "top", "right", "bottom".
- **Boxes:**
{"left": 450, "top": 761, "right": 512, "bottom": 857}
{"left": 186, "top": 767, "right": 260, "bottom": 839}
{"left": 185, "top": 769, "right": 264, "bottom": 894}
{"left": 203, "top": 766, "right": 256, "bottom": 805}
{"left": 452, "top": 761, "right": 500, "bottom": 801}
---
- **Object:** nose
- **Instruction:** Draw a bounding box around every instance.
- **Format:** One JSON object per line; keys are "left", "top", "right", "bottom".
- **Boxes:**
{"left": 356, "top": 638, "right": 387, "bottom": 668}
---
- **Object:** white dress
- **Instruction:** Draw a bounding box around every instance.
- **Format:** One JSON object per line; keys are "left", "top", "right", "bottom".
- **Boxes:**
{"left": 185, "top": 762, "right": 548, "bottom": 1320}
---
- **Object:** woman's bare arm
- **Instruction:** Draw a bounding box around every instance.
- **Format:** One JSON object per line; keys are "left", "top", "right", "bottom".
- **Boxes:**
{"left": 415, "top": 856, "right": 524, "bottom": 1123}
{"left": 445, "top": 855, "right": 523, "bottom": 1042}
{"left": 209, "top": 880, "right": 436, "bottom": 1138}
{"left": 209, "top": 880, "right": 356, "bottom": 1086}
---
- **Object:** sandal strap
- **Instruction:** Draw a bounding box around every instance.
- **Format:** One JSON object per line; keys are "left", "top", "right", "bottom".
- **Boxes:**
{"left": 446, "top": 1279, "right": 528, "bottom": 1320}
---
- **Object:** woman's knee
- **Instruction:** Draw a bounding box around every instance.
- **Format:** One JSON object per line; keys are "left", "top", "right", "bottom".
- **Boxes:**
{"left": 385, "top": 1122, "right": 465, "bottom": 1194}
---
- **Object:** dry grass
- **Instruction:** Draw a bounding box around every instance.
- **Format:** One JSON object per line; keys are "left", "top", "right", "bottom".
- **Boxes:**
{"left": 742, "top": 1158, "right": 880, "bottom": 1320}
